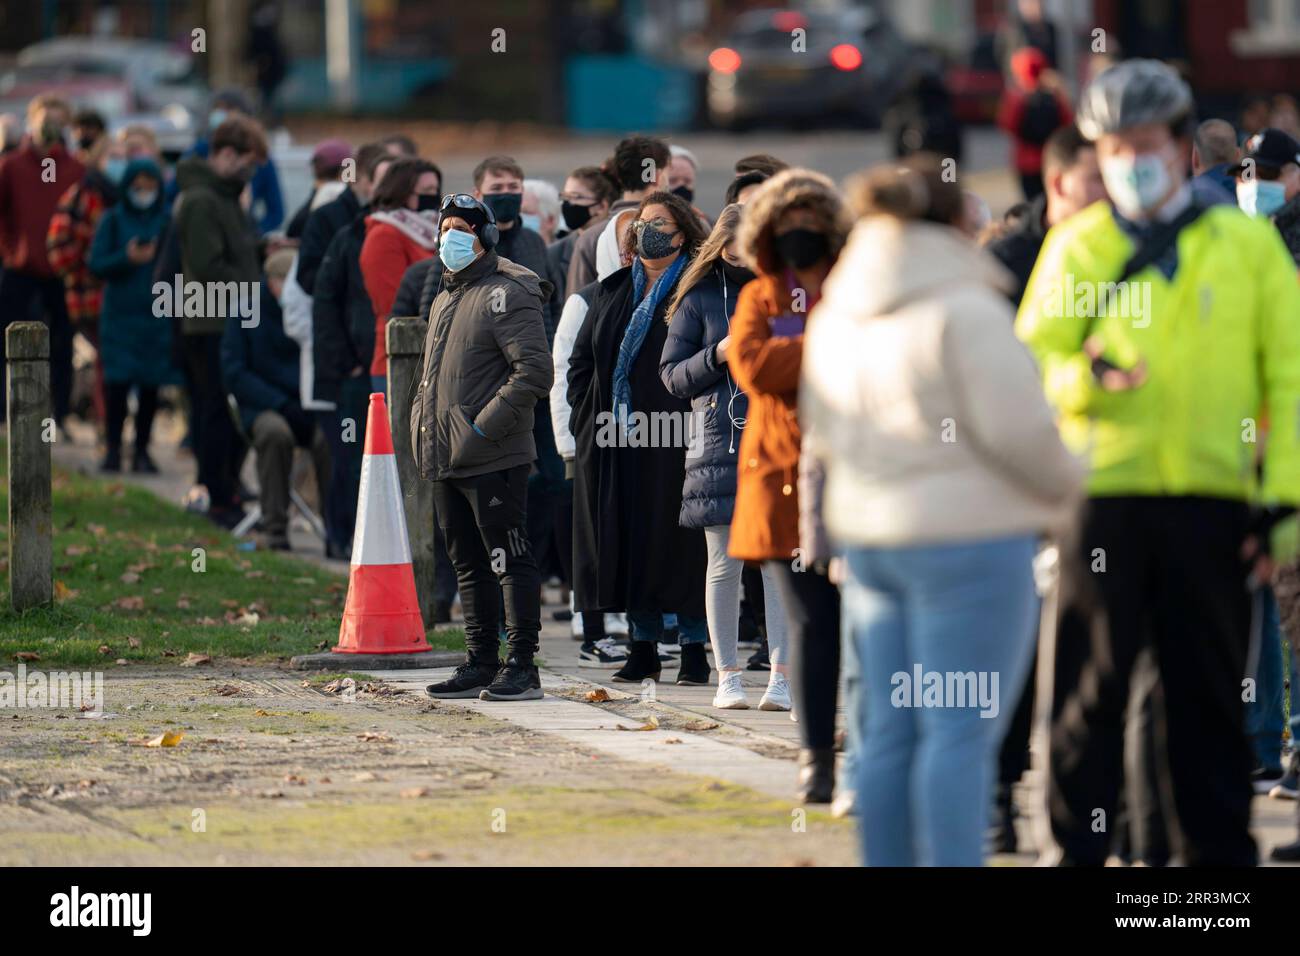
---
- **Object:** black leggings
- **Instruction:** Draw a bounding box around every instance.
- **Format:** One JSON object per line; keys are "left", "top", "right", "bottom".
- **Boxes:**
{"left": 771, "top": 561, "right": 841, "bottom": 750}
{"left": 105, "top": 382, "right": 159, "bottom": 454}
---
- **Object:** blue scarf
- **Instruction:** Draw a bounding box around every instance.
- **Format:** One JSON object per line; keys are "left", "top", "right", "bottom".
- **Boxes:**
{"left": 611, "top": 254, "right": 686, "bottom": 418}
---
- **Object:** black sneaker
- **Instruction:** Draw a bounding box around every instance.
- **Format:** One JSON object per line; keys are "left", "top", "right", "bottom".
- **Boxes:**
{"left": 99, "top": 448, "right": 122, "bottom": 473}
{"left": 480, "top": 658, "right": 543, "bottom": 701}
{"left": 425, "top": 660, "right": 499, "bottom": 699}
{"left": 746, "top": 640, "right": 771, "bottom": 671}
{"left": 1252, "top": 764, "right": 1285, "bottom": 794}
{"left": 579, "top": 637, "right": 628, "bottom": 669}
{"left": 1270, "top": 753, "right": 1300, "bottom": 799}
{"left": 676, "top": 642, "right": 711, "bottom": 686}
{"left": 132, "top": 450, "right": 159, "bottom": 474}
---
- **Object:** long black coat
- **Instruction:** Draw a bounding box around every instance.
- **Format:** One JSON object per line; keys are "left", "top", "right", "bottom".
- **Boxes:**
{"left": 567, "top": 265, "right": 706, "bottom": 617}
{"left": 658, "top": 265, "right": 745, "bottom": 529}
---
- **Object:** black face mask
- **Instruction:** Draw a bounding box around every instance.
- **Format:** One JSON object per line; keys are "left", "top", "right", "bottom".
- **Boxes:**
{"left": 561, "top": 200, "right": 594, "bottom": 231}
{"left": 671, "top": 184, "right": 695, "bottom": 205}
{"left": 416, "top": 193, "right": 441, "bottom": 213}
{"left": 482, "top": 191, "right": 522, "bottom": 224}
{"left": 77, "top": 133, "right": 98, "bottom": 152}
{"left": 720, "top": 260, "right": 755, "bottom": 288}
{"left": 774, "top": 228, "right": 829, "bottom": 270}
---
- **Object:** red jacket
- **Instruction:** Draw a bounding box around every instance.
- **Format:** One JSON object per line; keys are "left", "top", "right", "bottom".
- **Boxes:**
{"left": 0, "top": 139, "right": 85, "bottom": 277}
{"left": 47, "top": 172, "right": 113, "bottom": 326}
{"left": 997, "top": 87, "right": 1072, "bottom": 175}
{"left": 360, "top": 218, "right": 435, "bottom": 377}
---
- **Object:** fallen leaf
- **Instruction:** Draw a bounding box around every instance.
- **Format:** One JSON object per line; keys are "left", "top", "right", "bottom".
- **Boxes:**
{"left": 97, "top": 645, "right": 112, "bottom": 656}
{"left": 683, "top": 719, "right": 720, "bottom": 731}
{"left": 357, "top": 732, "right": 393, "bottom": 742}
{"left": 400, "top": 787, "right": 430, "bottom": 799}
{"left": 244, "top": 570, "right": 265, "bottom": 579}
{"left": 616, "top": 716, "right": 660, "bottom": 732}
{"left": 115, "top": 596, "right": 144, "bottom": 611}
{"left": 411, "top": 849, "right": 445, "bottom": 861}
{"left": 283, "top": 774, "right": 308, "bottom": 786}
{"left": 87, "top": 523, "right": 107, "bottom": 538}
{"left": 214, "top": 684, "right": 241, "bottom": 697}
{"left": 352, "top": 771, "right": 379, "bottom": 782}
{"left": 119, "top": 572, "right": 140, "bottom": 584}
{"left": 175, "top": 598, "right": 191, "bottom": 610}
{"left": 64, "top": 545, "right": 90, "bottom": 557}
{"left": 127, "top": 637, "right": 141, "bottom": 649}
{"left": 143, "top": 731, "right": 184, "bottom": 748}
{"left": 53, "top": 581, "right": 74, "bottom": 600}
{"left": 585, "top": 688, "right": 611, "bottom": 702}
{"left": 179, "top": 653, "right": 211, "bottom": 668}
{"left": 13, "top": 651, "right": 40, "bottom": 662}
{"left": 664, "top": 737, "right": 684, "bottom": 744}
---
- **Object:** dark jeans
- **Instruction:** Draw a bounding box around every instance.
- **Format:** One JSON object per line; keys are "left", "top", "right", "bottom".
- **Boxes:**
{"left": 180, "top": 332, "right": 237, "bottom": 509}
{"left": 1020, "top": 170, "right": 1045, "bottom": 201}
{"left": 432, "top": 464, "right": 540, "bottom": 662}
{"left": 0, "top": 270, "right": 72, "bottom": 425}
{"left": 554, "top": 471, "right": 604, "bottom": 638}
{"left": 104, "top": 382, "right": 158, "bottom": 455}
{"left": 1047, "top": 496, "right": 1256, "bottom": 866}
{"left": 527, "top": 398, "right": 566, "bottom": 580}
{"left": 771, "top": 561, "right": 842, "bottom": 751}
{"left": 319, "top": 374, "right": 370, "bottom": 551}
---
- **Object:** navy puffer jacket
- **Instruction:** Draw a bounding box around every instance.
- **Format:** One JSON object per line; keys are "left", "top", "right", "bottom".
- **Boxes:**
{"left": 659, "top": 264, "right": 748, "bottom": 529}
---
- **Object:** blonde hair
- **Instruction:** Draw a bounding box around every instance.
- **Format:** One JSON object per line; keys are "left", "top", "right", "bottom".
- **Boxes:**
{"left": 665, "top": 203, "right": 743, "bottom": 323}
{"left": 264, "top": 248, "right": 295, "bottom": 281}
{"left": 117, "top": 124, "right": 159, "bottom": 153}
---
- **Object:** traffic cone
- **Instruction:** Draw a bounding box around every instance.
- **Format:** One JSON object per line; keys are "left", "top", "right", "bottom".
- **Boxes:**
{"left": 333, "top": 393, "right": 431, "bottom": 654}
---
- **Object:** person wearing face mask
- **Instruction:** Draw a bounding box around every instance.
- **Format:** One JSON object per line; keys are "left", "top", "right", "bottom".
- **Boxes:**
{"left": 167, "top": 89, "right": 284, "bottom": 235}
{"left": 1232, "top": 127, "right": 1300, "bottom": 264}
{"left": 415, "top": 194, "right": 552, "bottom": 702}
{"left": 47, "top": 111, "right": 123, "bottom": 429}
{"left": 521, "top": 178, "right": 560, "bottom": 244}
{"left": 0, "top": 94, "right": 85, "bottom": 429}
{"left": 1017, "top": 59, "right": 1300, "bottom": 867}
{"left": 359, "top": 157, "right": 441, "bottom": 390}
{"left": 546, "top": 163, "right": 618, "bottom": 303}
{"left": 87, "top": 157, "right": 174, "bottom": 474}
{"left": 726, "top": 169, "right": 852, "bottom": 805}
{"left": 658, "top": 203, "right": 791, "bottom": 711}
{"left": 174, "top": 115, "right": 268, "bottom": 530}
{"left": 567, "top": 191, "right": 712, "bottom": 686}
{"left": 668, "top": 144, "right": 711, "bottom": 231}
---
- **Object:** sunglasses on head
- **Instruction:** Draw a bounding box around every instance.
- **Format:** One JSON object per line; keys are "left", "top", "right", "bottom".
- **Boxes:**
{"left": 440, "top": 193, "right": 485, "bottom": 213}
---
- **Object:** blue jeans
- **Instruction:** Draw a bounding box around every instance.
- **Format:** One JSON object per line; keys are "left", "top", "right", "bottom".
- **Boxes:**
{"left": 628, "top": 610, "right": 707, "bottom": 644}
{"left": 1246, "top": 587, "right": 1286, "bottom": 770}
{"left": 843, "top": 534, "right": 1038, "bottom": 866}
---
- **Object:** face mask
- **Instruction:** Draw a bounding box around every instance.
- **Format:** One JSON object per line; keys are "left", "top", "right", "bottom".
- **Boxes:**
{"left": 521, "top": 213, "right": 542, "bottom": 233}
{"left": 482, "top": 191, "right": 522, "bottom": 224}
{"left": 38, "top": 122, "right": 65, "bottom": 147}
{"left": 774, "top": 229, "right": 829, "bottom": 270}
{"left": 103, "top": 156, "right": 127, "bottom": 185}
{"left": 1237, "top": 179, "right": 1288, "bottom": 218}
{"left": 209, "top": 109, "right": 228, "bottom": 130}
{"left": 637, "top": 223, "right": 678, "bottom": 260}
{"left": 440, "top": 228, "right": 479, "bottom": 272}
{"left": 720, "top": 260, "right": 755, "bottom": 287}
{"left": 77, "top": 133, "right": 97, "bottom": 152}
{"left": 1101, "top": 149, "right": 1174, "bottom": 219}
{"left": 415, "top": 193, "right": 441, "bottom": 215}
{"left": 671, "top": 184, "right": 695, "bottom": 204}
{"left": 129, "top": 189, "right": 158, "bottom": 210}
{"left": 561, "top": 200, "right": 593, "bottom": 231}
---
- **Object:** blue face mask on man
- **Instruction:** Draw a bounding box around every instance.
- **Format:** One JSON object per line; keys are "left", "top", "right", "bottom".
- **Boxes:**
{"left": 440, "top": 228, "right": 479, "bottom": 272}
{"left": 103, "top": 156, "right": 127, "bottom": 185}
{"left": 1237, "top": 179, "right": 1289, "bottom": 218}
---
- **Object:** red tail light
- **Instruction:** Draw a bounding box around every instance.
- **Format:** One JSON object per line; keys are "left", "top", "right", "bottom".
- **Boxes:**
{"left": 773, "top": 11, "right": 806, "bottom": 32}
{"left": 830, "top": 44, "right": 862, "bottom": 71}
{"left": 709, "top": 47, "right": 742, "bottom": 74}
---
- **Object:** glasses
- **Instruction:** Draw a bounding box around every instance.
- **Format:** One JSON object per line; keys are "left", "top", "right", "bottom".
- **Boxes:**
{"left": 631, "top": 217, "right": 678, "bottom": 234}
{"left": 440, "top": 193, "right": 482, "bottom": 212}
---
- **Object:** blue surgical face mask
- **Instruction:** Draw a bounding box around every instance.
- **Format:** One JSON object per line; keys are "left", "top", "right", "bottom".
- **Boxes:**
{"left": 209, "top": 109, "right": 228, "bottom": 130}
{"left": 1101, "top": 148, "right": 1175, "bottom": 219}
{"left": 439, "top": 228, "right": 479, "bottom": 272}
{"left": 520, "top": 213, "right": 541, "bottom": 234}
{"left": 103, "top": 156, "right": 127, "bottom": 185}
{"left": 1237, "top": 179, "right": 1288, "bottom": 218}
{"left": 129, "top": 189, "right": 158, "bottom": 210}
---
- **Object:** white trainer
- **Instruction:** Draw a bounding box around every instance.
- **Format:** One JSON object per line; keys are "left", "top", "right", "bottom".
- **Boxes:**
{"left": 760, "top": 672, "right": 792, "bottom": 711}
{"left": 712, "top": 671, "right": 749, "bottom": 710}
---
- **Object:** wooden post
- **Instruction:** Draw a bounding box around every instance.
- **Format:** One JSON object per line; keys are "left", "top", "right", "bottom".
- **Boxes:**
{"left": 6, "top": 322, "right": 53, "bottom": 610}
{"left": 386, "top": 316, "right": 436, "bottom": 628}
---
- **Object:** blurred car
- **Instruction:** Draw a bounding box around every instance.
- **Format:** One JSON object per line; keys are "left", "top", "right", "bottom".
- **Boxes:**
{"left": 945, "top": 33, "right": 1005, "bottom": 125}
{"left": 0, "top": 37, "right": 208, "bottom": 156}
{"left": 706, "top": 6, "right": 911, "bottom": 129}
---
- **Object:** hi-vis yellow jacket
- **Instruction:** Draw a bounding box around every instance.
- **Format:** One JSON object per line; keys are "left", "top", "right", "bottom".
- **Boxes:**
{"left": 1016, "top": 200, "right": 1300, "bottom": 505}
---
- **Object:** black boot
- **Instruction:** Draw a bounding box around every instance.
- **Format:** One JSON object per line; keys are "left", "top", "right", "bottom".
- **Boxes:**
{"left": 797, "top": 748, "right": 835, "bottom": 804}
{"left": 611, "top": 640, "right": 660, "bottom": 683}
{"left": 100, "top": 447, "right": 122, "bottom": 473}
{"left": 132, "top": 449, "right": 159, "bottom": 474}
{"left": 992, "top": 784, "right": 1018, "bottom": 853}
{"left": 675, "top": 642, "right": 711, "bottom": 686}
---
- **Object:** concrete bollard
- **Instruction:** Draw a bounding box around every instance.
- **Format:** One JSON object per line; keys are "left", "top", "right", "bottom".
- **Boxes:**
{"left": 385, "top": 316, "right": 436, "bottom": 629}
{"left": 6, "top": 322, "right": 53, "bottom": 610}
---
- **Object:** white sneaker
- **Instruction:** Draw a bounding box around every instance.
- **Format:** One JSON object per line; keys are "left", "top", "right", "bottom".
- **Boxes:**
{"left": 831, "top": 790, "right": 857, "bottom": 818}
{"left": 759, "top": 672, "right": 792, "bottom": 711}
{"left": 712, "top": 672, "right": 749, "bottom": 709}
{"left": 605, "top": 612, "right": 629, "bottom": 635}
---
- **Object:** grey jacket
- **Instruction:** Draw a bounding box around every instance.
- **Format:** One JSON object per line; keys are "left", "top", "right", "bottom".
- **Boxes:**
{"left": 410, "top": 250, "right": 553, "bottom": 481}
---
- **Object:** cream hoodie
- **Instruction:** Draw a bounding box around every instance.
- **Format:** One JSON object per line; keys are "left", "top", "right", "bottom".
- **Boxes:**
{"left": 801, "top": 217, "right": 1084, "bottom": 548}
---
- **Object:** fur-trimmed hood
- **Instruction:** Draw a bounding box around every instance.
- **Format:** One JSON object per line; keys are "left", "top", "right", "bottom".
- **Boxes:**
{"left": 736, "top": 168, "right": 852, "bottom": 276}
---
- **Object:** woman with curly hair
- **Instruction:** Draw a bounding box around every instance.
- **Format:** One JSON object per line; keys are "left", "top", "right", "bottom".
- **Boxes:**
{"left": 727, "top": 169, "right": 853, "bottom": 804}
{"left": 567, "top": 190, "right": 712, "bottom": 685}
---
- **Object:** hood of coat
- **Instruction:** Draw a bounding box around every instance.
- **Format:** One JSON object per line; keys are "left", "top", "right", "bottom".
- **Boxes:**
{"left": 823, "top": 217, "right": 1013, "bottom": 318}
{"left": 118, "top": 157, "right": 166, "bottom": 220}
{"left": 174, "top": 154, "right": 244, "bottom": 199}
